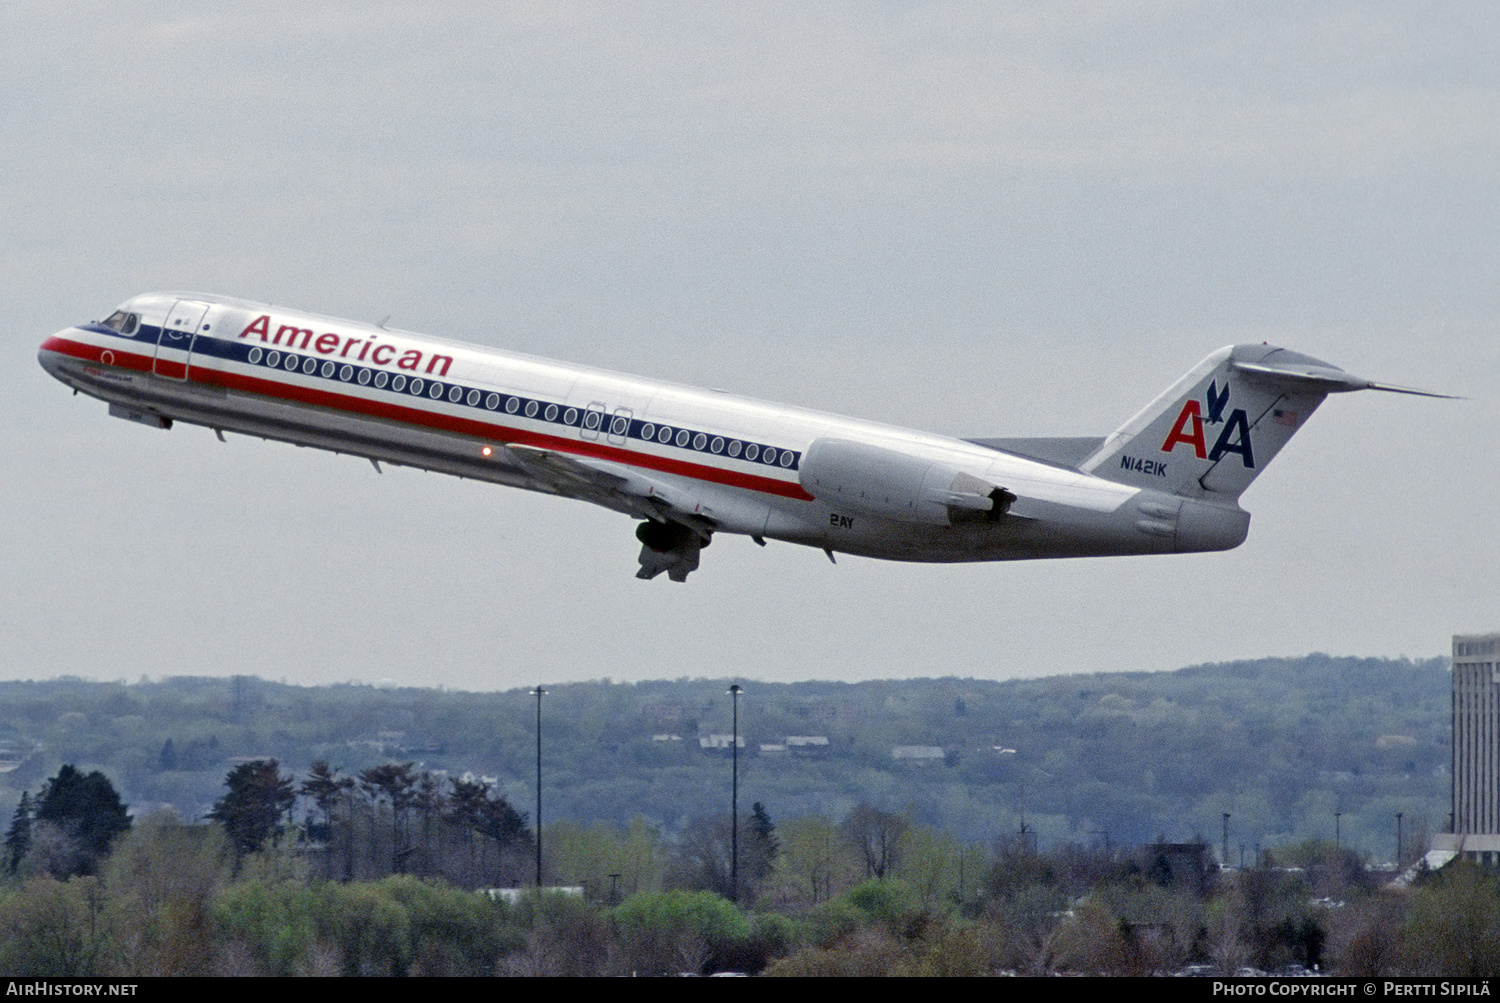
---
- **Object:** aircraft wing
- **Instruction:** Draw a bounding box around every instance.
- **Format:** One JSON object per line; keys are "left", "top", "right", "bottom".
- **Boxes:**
{"left": 504, "top": 445, "right": 712, "bottom": 539}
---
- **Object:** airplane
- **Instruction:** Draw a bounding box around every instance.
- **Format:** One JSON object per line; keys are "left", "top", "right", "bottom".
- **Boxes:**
{"left": 38, "top": 292, "right": 1447, "bottom": 582}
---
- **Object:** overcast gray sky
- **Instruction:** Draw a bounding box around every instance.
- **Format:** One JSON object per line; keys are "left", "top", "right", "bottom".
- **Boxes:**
{"left": 4, "top": 2, "right": 1495, "bottom": 691}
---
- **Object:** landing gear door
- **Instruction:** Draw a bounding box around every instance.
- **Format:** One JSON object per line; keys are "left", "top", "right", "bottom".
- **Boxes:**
{"left": 154, "top": 300, "right": 211, "bottom": 380}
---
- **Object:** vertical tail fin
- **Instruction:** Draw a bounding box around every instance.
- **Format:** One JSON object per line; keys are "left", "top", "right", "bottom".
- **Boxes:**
{"left": 1081, "top": 345, "right": 1343, "bottom": 500}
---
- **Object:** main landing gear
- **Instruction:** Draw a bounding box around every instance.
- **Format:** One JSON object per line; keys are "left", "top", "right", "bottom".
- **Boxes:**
{"left": 635, "top": 520, "right": 711, "bottom": 583}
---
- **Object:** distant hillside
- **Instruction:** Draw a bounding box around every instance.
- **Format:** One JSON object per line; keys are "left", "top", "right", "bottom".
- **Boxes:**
{"left": 0, "top": 654, "right": 1448, "bottom": 858}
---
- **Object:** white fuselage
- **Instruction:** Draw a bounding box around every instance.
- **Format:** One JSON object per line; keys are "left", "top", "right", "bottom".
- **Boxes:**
{"left": 39, "top": 292, "right": 1244, "bottom": 574}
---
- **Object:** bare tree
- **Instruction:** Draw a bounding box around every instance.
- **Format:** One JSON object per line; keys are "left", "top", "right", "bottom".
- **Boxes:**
{"left": 841, "top": 804, "right": 908, "bottom": 880}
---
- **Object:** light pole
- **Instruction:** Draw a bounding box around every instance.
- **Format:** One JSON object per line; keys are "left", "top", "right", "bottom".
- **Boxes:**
{"left": 1222, "top": 813, "right": 1230, "bottom": 868}
{"left": 532, "top": 685, "right": 546, "bottom": 887}
{"left": 1396, "top": 812, "right": 1404, "bottom": 869}
{"left": 1335, "top": 812, "right": 1342, "bottom": 852}
{"left": 728, "top": 683, "right": 742, "bottom": 903}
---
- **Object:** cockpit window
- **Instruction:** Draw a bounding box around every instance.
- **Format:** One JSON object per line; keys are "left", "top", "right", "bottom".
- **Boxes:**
{"left": 102, "top": 310, "right": 140, "bottom": 336}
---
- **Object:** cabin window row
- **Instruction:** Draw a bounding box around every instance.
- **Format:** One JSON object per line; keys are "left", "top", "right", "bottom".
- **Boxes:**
{"left": 242, "top": 345, "right": 798, "bottom": 470}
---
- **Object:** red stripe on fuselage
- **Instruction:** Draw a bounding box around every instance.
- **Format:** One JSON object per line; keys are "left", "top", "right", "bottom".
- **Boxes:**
{"left": 41, "top": 334, "right": 816, "bottom": 502}
{"left": 42, "top": 335, "right": 153, "bottom": 372}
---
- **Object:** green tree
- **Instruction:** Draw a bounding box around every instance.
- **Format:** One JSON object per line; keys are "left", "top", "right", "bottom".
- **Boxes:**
{"left": 444, "top": 777, "right": 532, "bottom": 887}
{"left": 504, "top": 889, "right": 613, "bottom": 976}
{"left": 101, "top": 815, "right": 232, "bottom": 976}
{"left": 378, "top": 875, "right": 503, "bottom": 976}
{"left": 1403, "top": 861, "right": 1500, "bottom": 976}
{"left": 32, "top": 765, "right": 131, "bottom": 877}
{"left": 210, "top": 760, "right": 295, "bottom": 857}
{"left": 299, "top": 761, "right": 355, "bottom": 879}
{"left": 766, "top": 814, "right": 857, "bottom": 908}
{"left": 895, "top": 823, "right": 976, "bottom": 911}
{"left": 0, "top": 876, "right": 112, "bottom": 976}
{"left": 613, "top": 889, "right": 751, "bottom": 975}
{"left": 748, "top": 802, "right": 780, "bottom": 888}
{"left": 359, "top": 762, "right": 419, "bottom": 874}
{"left": 299, "top": 761, "right": 352, "bottom": 840}
{"left": 212, "top": 879, "right": 321, "bottom": 976}
{"left": 545, "top": 818, "right": 664, "bottom": 903}
{"left": 5, "top": 791, "right": 33, "bottom": 874}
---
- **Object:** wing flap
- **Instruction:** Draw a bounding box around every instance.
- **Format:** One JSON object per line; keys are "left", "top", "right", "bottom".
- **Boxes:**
{"left": 505, "top": 445, "right": 712, "bottom": 539}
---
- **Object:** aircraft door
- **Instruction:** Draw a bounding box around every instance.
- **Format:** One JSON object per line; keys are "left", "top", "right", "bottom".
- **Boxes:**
{"left": 608, "top": 407, "right": 633, "bottom": 445}
{"left": 154, "top": 300, "right": 211, "bottom": 380}
{"left": 580, "top": 402, "right": 606, "bottom": 441}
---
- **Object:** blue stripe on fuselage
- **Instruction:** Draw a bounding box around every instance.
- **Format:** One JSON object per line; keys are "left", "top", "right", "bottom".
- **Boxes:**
{"left": 177, "top": 331, "right": 801, "bottom": 473}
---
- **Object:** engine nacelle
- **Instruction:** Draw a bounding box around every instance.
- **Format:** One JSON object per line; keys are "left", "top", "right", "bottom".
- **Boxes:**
{"left": 798, "top": 438, "right": 1009, "bottom": 526}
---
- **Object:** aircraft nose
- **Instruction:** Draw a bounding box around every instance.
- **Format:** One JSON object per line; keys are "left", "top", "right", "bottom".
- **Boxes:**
{"left": 38, "top": 342, "right": 62, "bottom": 376}
{"left": 38, "top": 330, "right": 79, "bottom": 381}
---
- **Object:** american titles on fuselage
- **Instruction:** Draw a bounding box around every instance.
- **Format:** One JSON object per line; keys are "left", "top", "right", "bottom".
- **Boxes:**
{"left": 97, "top": 305, "right": 801, "bottom": 476}
{"left": 240, "top": 313, "right": 455, "bottom": 377}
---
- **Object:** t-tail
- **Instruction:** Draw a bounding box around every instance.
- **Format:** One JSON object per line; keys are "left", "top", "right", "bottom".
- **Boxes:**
{"left": 1081, "top": 344, "right": 1452, "bottom": 502}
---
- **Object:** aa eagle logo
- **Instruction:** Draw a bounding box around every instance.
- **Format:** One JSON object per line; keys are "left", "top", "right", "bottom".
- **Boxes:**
{"left": 1160, "top": 380, "right": 1255, "bottom": 468}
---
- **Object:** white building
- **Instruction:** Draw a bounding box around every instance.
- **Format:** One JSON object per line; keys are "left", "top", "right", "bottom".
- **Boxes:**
{"left": 1429, "top": 633, "right": 1500, "bottom": 867}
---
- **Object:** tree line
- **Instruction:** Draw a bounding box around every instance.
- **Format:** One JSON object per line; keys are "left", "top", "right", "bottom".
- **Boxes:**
{"left": 5, "top": 758, "right": 1499, "bottom": 976}
{"left": 200, "top": 759, "right": 535, "bottom": 888}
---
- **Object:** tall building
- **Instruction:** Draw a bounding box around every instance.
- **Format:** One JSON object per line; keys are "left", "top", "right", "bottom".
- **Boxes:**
{"left": 1430, "top": 634, "right": 1500, "bottom": 866}
{"left": 1452, "top": 634, "right": 1500, "bottom": 834}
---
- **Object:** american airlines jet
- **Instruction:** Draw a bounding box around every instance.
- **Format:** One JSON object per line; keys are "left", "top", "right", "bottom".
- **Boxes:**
{"left": 38, "top": 293, "right": 1442, "bottom": 582}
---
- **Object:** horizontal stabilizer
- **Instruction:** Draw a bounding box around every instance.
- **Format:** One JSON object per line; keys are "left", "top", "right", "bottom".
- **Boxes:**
{"left": 1231, "top": 360, "right": 1459, "bottom": 398}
